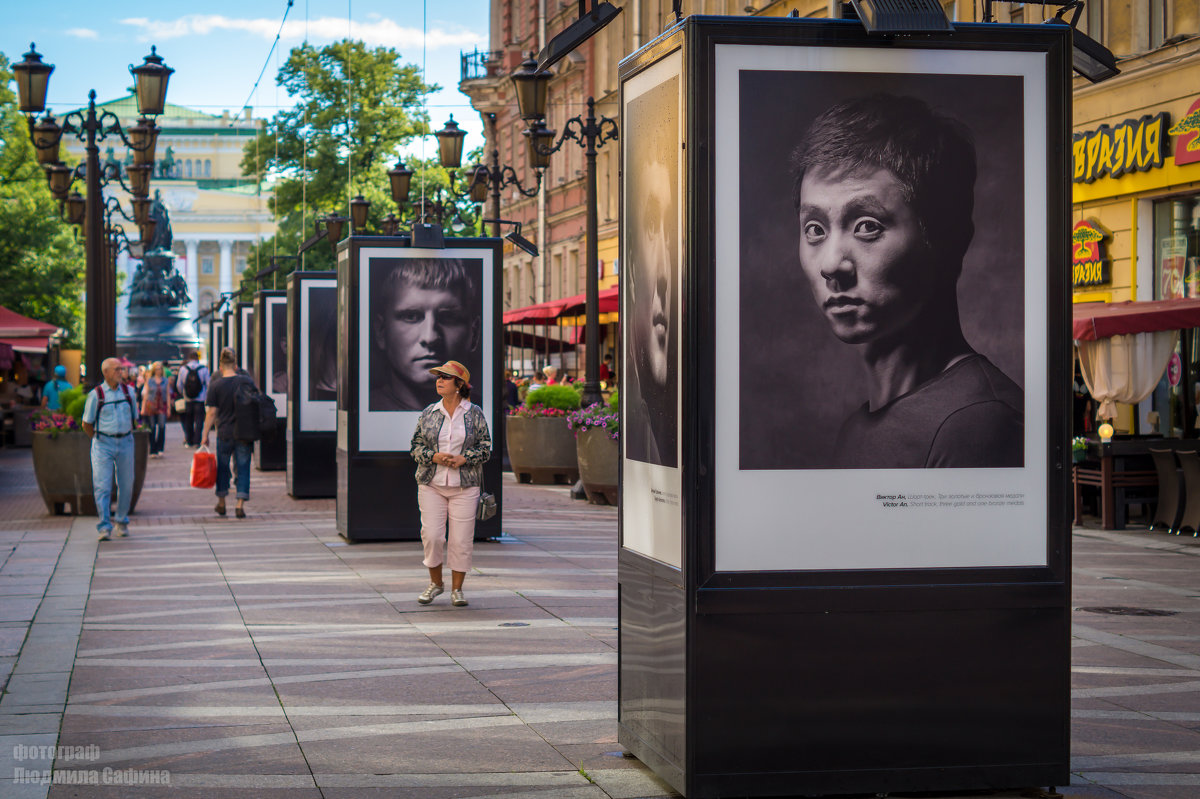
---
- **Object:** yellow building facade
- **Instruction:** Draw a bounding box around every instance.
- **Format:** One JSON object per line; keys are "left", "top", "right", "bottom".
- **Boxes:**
{"left": 62, "top": 96, "right": 275, "bottom": 351}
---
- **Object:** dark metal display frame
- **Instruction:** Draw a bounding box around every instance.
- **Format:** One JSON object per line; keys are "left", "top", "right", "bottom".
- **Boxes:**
{"left": 236, "top": 302, "right": 255, "bottom": 375}
{"left": 335, "top": 236, "right": 504, "bottom": 542}
{"left": 207, "top": 319, "right": 223, "bottom": 373}
{"left": 616, "top": 16, "right": 1072, "bottom": 798}
{"left": 286, "top": 272, "right": 338, "bottom": 499}
{"left": 254, "top": 289, "right": 287, "bottom": 472}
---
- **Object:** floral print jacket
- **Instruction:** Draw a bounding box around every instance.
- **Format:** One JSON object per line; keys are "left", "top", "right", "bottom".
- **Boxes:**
{"left": 410, "top": 401, "right": 492, "bottom": 487}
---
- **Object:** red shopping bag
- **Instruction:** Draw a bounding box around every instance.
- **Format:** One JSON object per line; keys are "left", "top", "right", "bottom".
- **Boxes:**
{"left": 190, "top": 447, "right": 216, "bottom": 489}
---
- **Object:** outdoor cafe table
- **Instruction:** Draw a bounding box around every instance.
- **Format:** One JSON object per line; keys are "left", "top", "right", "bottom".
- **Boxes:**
{"left": 1073, "top": 437, "right": 1200, "bottom": 529}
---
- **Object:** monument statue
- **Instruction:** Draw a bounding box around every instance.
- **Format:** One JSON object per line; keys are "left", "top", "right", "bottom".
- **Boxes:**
{"left": 119, "top": 189, "right": 201, "bottom": 361}
{"left": 158, "top": 146, "right": 176, "bottom": 179}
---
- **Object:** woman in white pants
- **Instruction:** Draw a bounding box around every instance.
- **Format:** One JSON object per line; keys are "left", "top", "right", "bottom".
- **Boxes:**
{"left": 409, "top": 360, "right": 493, "bottom": 607}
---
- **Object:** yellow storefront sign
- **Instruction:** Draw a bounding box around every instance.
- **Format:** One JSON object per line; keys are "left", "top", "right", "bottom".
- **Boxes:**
{"left": 1073, "top": 113, "right": 1169, "bottom": 184}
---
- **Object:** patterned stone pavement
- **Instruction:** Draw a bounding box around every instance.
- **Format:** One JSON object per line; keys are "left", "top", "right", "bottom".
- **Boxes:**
{"left": 2, "top": 429, "right": 1200, "bottom": 798}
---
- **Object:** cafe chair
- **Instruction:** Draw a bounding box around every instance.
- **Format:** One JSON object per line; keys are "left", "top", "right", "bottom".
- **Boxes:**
{"left": 1149, "top": 448, "right": 1184, "bottom": 535}
{"left": 1176, "top": 450, "right": 1200, "bottom": 537}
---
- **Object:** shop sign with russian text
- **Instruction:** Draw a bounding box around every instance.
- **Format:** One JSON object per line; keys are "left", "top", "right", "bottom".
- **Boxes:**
{"left": 1073, "top": 113, "right": 1170, "bottom": 184}
{"left": 1072, "top": 219, "right": 1111, "bottom": 288}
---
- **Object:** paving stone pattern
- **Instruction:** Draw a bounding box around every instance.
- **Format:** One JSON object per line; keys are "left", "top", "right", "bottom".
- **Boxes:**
{"left": 2, "top": 431, "right": 1200, "bottom": 797}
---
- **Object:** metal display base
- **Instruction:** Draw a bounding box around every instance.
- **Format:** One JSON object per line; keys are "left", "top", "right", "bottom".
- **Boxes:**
{"left": 286, "top": 430, "right": 336, "bottom": 498}
{"left": 336, "top": 450, "right": 501, "bottom": 542}
{"left": 255, "top": 424, "right": 286, "bottom": 471}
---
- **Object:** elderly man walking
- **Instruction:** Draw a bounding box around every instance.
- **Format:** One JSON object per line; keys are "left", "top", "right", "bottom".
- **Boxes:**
{"left": 81, "top": 358, "right": 138, "bottom": 541}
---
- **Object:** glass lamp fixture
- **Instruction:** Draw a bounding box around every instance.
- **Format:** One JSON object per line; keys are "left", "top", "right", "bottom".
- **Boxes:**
{"left": 139, "top": 218, "right": 157, "bottom": 245}
{"left": 128, "top": 118, "right": 159, "bottom": 166}
{"left": 126, "top": 164, "right": 153, "bottom": 197}
{"left": 324, "top": 215, "right": 346, "bottom": 247}
{"left": 381, "top": 213, "right": 400, "bottom": 237}
{"left": 350, "top": 195, "right": 370, "bottom": 231}
{"left": 130, "top": 47, "right": 173, "bottom": 117}
{"left": 1098, "top": 422, "right": 1114, "bottom": 443}
{"left": 388, "top": 160, "right": 413, "bottom": 206}
{"left": 510, "top": 57, "right": 550, "bottom": 122}
{"left": 132, "top": 195, "right": 152, "bottom": 225}
{"left": 65, "top": 192, "right": 85, "bottom": 226}
{"left": 435, "top": 116, "right": 466, "bottom": 170}
{"left": 468, "top": 164, "right": 490, "bottom": 204}
{"left": 12, "top": 44, "right": 53, "bottom": 115}
{"left": 44, "top": 163, "right": 73, "bottom": 200}
{"left": 523, "top": 121, "right": 555, "bottom": 171}
{"left": 31, "top": 114, "right": 62, "bottom": 165}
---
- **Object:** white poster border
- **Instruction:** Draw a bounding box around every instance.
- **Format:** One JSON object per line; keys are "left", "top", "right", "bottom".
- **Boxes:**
{"left": 299, "top": 278, "right": 337, "bottom": 432}
{"left": 264, "top": 295, "right": 287, "bottom": 409}
{"left": 355, "top": 246, "right": 495, "bottom": 453}
{"left": 713, "top": 44, "right": 1050, "bottom": 572}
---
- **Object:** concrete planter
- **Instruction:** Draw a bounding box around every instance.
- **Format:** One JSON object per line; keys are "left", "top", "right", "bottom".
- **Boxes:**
{"left": 31, "top": 430, "right": 150, "bottom": 515}
{"left": 576, "top": 427, "right": 618, "bottom": 505}
{"left": 505, "top": 415, "right": 580, "bottom": 485}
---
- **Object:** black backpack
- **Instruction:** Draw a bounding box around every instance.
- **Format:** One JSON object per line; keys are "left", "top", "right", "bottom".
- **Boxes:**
{"left": 183, "top": 365, "right": 204, "bottom": 399}
{"left": 234, "top": 379, "right": 277, "bottom": 441}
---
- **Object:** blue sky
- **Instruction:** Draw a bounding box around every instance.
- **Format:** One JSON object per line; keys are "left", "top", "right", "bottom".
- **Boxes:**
{"left": 4, "top": 1, "right": 492, "bottom": 151}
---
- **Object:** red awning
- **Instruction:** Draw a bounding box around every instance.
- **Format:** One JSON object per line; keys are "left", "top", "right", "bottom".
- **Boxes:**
{"left": 504, "top": 328, "right": 581, "bottom": 352}
{"left": 0, "top": 336, "right": 51, "bottom": 354}
{"left": 0, "top": 342, "right": 13, "bottom": 370}
{"left": 502, "top": 286, "right": 620, "bottom": 325}
{"left": 1073, "top": 298, "right": 1200, "bottom": 341}
{"left": 0, "top": 306, "right": 60, "bottom": 338}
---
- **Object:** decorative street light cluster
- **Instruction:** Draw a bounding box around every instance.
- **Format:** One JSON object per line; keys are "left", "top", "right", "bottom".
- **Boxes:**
{"left": 507, "top": 56, "right": 619, "bottom": 409}
{"left": 13, "top": 43, "right": 174, "bottom": 384}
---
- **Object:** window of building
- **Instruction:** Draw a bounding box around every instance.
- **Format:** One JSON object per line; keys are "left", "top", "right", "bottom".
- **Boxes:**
{"left": 1150, "top": 0, "right": 1168, "bottom": 49}
{"left": 236, "top": 258, "right": 247, "bottom": 274}
{"left": 205, "top": 159, "right": 212, "bottom": 177}
{"left": 202, "top": 256, "right": 214, "bottom": 275}
{"left": 185, "top": 160, "right": 192, "bottom": 178}
{"left": 1148, "top": 196, "right": 1200, "bottom": 436}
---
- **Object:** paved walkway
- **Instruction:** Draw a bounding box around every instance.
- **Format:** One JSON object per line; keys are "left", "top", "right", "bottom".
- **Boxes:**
{"left": 2, "top": 429, "right": 1200, "bottom": 798}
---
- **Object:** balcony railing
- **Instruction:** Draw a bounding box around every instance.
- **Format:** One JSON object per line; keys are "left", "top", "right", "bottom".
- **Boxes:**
{"left": 461, "top": 49, "right": 505, "bottom": 82}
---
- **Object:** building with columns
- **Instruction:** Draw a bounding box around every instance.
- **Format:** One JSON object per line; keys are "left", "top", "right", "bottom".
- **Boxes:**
{"left": 62, "top": 96, "right": 275, "bottom": 354}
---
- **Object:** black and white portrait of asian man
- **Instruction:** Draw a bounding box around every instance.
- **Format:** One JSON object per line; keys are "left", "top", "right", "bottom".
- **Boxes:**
{"left": 367, "top": 258, "right": 482, "bottom": 412}
{"left": 739, "top": 73, "right": 1027, "bottom": 470}
{"left": 624, "top": 76, "right": 679, "bottom": 468}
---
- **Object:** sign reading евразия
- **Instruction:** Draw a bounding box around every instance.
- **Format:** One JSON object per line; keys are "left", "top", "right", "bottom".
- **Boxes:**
{"left": 1072, "top": 112, "right": 1170, "bottom": 184}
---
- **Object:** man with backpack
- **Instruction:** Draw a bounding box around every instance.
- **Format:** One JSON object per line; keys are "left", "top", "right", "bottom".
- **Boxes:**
{"left": 201, "top": 347, "right": 259, "bottom": 519}
{"left": 176, "top": 349, "right": 209, "bottom": 448}
{"left": 81, "top": 358, "right": 139, "bottom": 541}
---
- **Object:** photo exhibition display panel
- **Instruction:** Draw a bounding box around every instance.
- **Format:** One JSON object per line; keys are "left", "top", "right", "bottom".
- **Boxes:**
{"left": 265, "top": 296, "right": 287, "bottom": 409}
{"left": 299, "top": 279, "right": 337, "bottom": 432}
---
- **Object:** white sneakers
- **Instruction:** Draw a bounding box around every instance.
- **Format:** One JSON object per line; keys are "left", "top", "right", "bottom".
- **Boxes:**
{"left": 417, "top": 583, "right": 444, "bottom": 604}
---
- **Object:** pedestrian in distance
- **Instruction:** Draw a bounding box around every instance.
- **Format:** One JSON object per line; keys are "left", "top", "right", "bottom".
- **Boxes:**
{"left": 41, "top": 365, "right": 72, "bottom": 411}
{"left": 409, "top": 360, "right": 492, "bottom": 607}
{"left": 201, "top": 347, "right": 255, "bottom": 519}
{"left": 81, "top": 358, "right": 138, "bottom": 541}
{"left": 141, "top": 361, "right": 170, "bottom": 458}
{"left": 176, "top": 349, "right": 209, "bottom": 448}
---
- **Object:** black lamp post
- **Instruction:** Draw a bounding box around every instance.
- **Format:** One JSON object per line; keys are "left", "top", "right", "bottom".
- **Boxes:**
{"left": 13, "top": 43, "right": 172, "bottom": 385}
{"left": 511, "top": 58, "right": 617, "bottom": 409}
{"left": 451, "top": 112, "right": 544, "bottom": 239}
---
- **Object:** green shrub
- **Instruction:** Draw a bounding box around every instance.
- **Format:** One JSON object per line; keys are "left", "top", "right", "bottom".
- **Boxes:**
{"left": 606, "top": 390, "right": 618, "bottom": 412}
{"left": 60, "top": 387, "right": 86, "bottom": 422}
{"left": 525, "top": 384, "right": 582, "bottom": 411}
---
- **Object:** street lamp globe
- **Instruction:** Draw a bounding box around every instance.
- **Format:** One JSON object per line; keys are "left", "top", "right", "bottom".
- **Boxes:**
{"left": 435, "top": 116, "right": 466, "bottom": 170}
{"left": 44, "top": 163, "right": 73, "bottom": 200}
{"left": 523, "top": 121, "right": 556, "bottom": 171}
{"left": 126, "top": 164, "right": 154, "bottom": 197}
{"left": 13, "top": 44, "right": 53, "bottom": 115}
{"left": 132, "top": 195, "right": 152, "bottom": 225}
{"left": 31, "top": 114, "right": 63, "bottom": 165}
{"left": 65, "top": 192, "right": 86, "bottom": 226}
{"left": 388, "top": 160, "right": 413, "bottom": 206}
{"left": 350, "top": 195, "right": 371, "bottom": 231}
{"left": 468, "top": 164, "right": 490, "bottom": 204}
{"left": 324, "top": 215, "right": 346, "bottom": 249}
{"left": 511, "top": 57, "right": 550, "bottom": 122}
{"left": 129, "top": 46, "right": 174, "bottom": 117}
{"left": 128, "top": 118, "right": 160, "bottom": 166}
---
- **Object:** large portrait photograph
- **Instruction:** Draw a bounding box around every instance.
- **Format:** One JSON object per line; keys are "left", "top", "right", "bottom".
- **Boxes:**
{"left": 266, "top": 296, "right": 287, "bottom": 406}
{"left": 357, "top": 247, "right": 494, "bottom": 452}
{"left": 239, "top": 305, "right": 255, "bottom": 376}
{"left": 712, "top": 43, "right": 1052, "bottom": 572}
{"left": 299, "top": 279, "right": 337, "bottom": 431}
{"left": 620, "top": 49, "right": 683, "bottom": 569}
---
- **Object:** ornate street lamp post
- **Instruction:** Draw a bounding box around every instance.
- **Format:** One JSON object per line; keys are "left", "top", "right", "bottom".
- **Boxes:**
{"left": 510, "top": 58, "right": 617, "bottom": 409}
{"left": 13, "top": 43, "right": 172, "bottom": 384}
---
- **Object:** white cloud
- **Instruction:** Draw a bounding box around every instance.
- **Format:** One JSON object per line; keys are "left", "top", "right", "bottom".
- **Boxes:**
{"left": 65, "top": 28, "right": 99, "bottom": 39}
{"left": 119, "top": 14, "right": 483, "bottom": 50}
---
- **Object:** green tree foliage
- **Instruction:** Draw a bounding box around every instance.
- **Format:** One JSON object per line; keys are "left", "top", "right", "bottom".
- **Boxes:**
{"left": 237, "top": 39, "right": 484, "bottom": 299}
{"left": 0, "top": 53, "right": 85, "bottom": 345}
